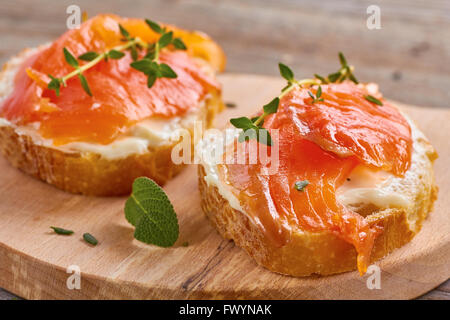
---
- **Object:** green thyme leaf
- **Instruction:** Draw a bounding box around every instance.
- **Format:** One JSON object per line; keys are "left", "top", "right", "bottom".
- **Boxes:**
{"left": 147, "top": 73, "right": 157, "bottom": 88}
{"left": 294, "top": 180, "right": 309, "bottom": 191}
{"left": 83, "top": 233, "right": 98, "bottom": 246}
{"left": 47, "top": 75, "right": 61, "bottom": 96}
{"left": 257, "top": 128, "right": 272, "bottom": 146}
{"left": 145, "top": 19, "right": 163, "bottom": 34}
{"left": 279, "top": 63, "right": 294, "bottom": 82}
{"left": 348, "top": 73, "right": 359, "bottom": 84}
{"left": 328, "top": 72, "right": 341, "bottom": 83}
{"left": 238, "top": 127, "right": 258, "bottom": 143}
{"left": 230, "top": 117, "right": 255, "bottom": 130}
{"left": 158, "top": 31, "right": 173, "bottom": 48}
{"left": 78, "top": 73, "right": 92, "bottom": 96}
{"left": 119, "top": 24, "right": 131, "bottom": 39}
{"left": 316, "top": 85, "right": 322, "bottom": 98}
{"left": 172, "top": 38, "right": 187, "bottom": 50}
{"left": 308, "top": 91, "right": 315, "bottom": 100}
{"left": 159, "top": 63, "right": 177, "bottom": 78}
{"left": 125, "top": 177, "right": 179, "bottom": 247}
{"left": 130, "top": 45, "right": 138, "bottom": 61}
{"left": 50, "top": 226, "right": 74, "bottom": 235}
{"left": 108, "top": 49, "right": 125, "bottom": 59}
{"left": 314, "top": 74, "right": 328, "bottom": 84}
{"left": 339, "top": 52, "right": 347, "bottom": 67}
{"left": 130, "top": 59, "right": 153, "bottom": 74}
{"left": 63, "top": 48, "right": 79, "bottom": 68}
{"left": 263, "top": 97, "right": 280, "bottom": 115}
{"left": 144, "top": 49, "right": 156, "bottom": 60}
{"left": 365, "top": 95, "right": 383, "bottom": 106}
{"left": 78, "top": 51, "right": 99, "bottom": 61}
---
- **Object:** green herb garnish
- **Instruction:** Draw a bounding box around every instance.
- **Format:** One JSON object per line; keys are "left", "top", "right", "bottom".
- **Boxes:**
{"left": 294, "top": 180, "right": 310, "bottom": 191}
{"left": 125, "top": 177, "right": 179, "bottom": 247}
{"left": 308, "top": 85, "right": 324, "bottom": 104}
{"left": 230, "top": 52, "right": 361, "bottom": 146}
{"left": 364, "top": 95, "right": 383, "bottom": 106}
{"left": 46, "top": 19, "right": 186, "bottom": 97}
{"left": 83, "top": 233, "right": 98, "bottom": 246}
{"left": 230, "top": 63, "right": 320, "bottom": 145}
{"left": 50, "top": 226, "right": 74, "bottom": 235}
{"left": 182, "top": 241, "right": 189, "bottom": 247}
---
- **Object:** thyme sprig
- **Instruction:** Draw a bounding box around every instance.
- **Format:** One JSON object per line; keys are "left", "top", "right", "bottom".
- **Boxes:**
{"left": 230, "top": 63, "right": 319, "bottom": 146}
{"left": 314, "top": 52, "right": 359, "bottom": 84}
{"left": 230, "top": 52, "right": 360, "bottom": 145}
{"left": 46, "top": 19, "right": 186, "bottom": 97}
{"left": 308, "top": 85, "right": 324, "bottom": 104}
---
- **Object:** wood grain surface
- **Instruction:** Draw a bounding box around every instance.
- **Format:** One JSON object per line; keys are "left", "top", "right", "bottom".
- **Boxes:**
{"left": 0, "top": 74, "right": 448, "bottom": 300}
{"left": 0, "top": 0, "right": 448, "bottom": 300}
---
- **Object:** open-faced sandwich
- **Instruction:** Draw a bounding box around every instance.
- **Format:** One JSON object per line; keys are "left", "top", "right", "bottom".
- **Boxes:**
{"left": 0, "top": 14, "right": 225, "bottom": 196}
{"left": 198, "top": 54, "right": 437, "bottom": 276}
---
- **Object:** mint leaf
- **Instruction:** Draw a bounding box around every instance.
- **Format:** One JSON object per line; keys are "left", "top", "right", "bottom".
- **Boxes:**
{"left": 125, "top": 177, "right": 179, "bottom": 247}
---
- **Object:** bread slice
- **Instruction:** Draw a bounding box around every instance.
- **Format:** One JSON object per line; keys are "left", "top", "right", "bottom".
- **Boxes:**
{"left": 198, "top": 116, "right": 438, "bottom": 276}
{"left": 0, "top": 45, "right": 224, "bottom": 196}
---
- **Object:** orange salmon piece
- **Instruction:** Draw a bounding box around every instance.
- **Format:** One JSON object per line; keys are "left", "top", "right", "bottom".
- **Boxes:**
{"left": 221, "top": 82, "right": 412, "bottom": 274}
{"left": 0, "top": 14, "right": 222, "bottom": 145}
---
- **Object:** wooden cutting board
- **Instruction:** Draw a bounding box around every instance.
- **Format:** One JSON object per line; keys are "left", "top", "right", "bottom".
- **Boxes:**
{"left": 0, "top": 74, "right": 448, "bottom": 300}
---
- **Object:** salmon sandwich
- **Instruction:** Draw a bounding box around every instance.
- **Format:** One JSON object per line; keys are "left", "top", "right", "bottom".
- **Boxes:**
{"left": 198, "top": 54, "right": 437, "bottom": 276}
{"left": 0, "top": 14, "right": 225, "bottom": 196}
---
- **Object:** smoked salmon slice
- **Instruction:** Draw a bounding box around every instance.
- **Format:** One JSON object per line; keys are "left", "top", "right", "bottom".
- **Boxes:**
{"left": 0, "top": 14, "right": 223, "bottom": 145}
{"left": 221, "top": 81, "right": 412, "bottom": 274}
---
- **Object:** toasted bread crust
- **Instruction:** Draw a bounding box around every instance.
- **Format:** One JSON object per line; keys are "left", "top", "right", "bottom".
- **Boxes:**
{"left": 198, "top": 133, "right": 438, "bottom": 276}
{"left": 0, "top": 35, "right": 225, "bottom": 196}
{"left": 0, "top": 94, "right": 221, "bottom": 196}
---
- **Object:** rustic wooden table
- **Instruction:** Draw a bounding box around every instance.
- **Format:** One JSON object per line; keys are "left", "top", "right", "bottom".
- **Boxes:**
{"left": 0, "top": 0, "right": 448, "bottom": 300}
